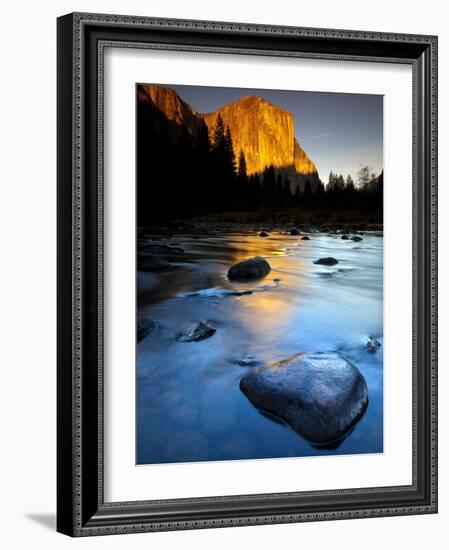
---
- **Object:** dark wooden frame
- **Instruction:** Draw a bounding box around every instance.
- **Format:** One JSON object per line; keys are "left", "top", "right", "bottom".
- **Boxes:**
{"left": 57, "top": 12, "right": 438, "bottom": 537}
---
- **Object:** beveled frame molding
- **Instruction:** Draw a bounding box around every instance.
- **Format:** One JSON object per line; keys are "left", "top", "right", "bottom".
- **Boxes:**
{"left": 57, "top": 12, "right": 437, "bottom": 537}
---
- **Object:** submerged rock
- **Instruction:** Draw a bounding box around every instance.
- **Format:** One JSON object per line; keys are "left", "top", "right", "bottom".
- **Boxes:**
{"left": 351, "top": 236, "right": 363, "bottom": 242}
{"left": 137, "top": 319, "right": 157, "bottom": 342}
{"left": 240, "top": 352, "right": 368, "bottom": 445}
{"left": 259, "top": 231, "right": 269, "bottom": 237}
{"left": 366, "top": 336, "right": 381, "bottom": 353}
{"left": 176, "top": 321, "right": 216, "bottom": 343}
{"left": 228, "top": 256, "right": 271, "bottom": 281}
{"left": 313, "top": 257, "right": 339, "bottom": 266}
{"left": 301, "top": 235, "right": 310, "bottom": 240}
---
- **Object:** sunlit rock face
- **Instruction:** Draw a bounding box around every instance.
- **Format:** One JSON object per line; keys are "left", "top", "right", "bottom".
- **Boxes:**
{"left": 138, "top": 85, "right": 320, "bottom": 191}
{"left": 203, "top": 96, "right": 320, "bottom": 191}
{"left": 203, "top": 96, "right": 295, "bottom": 174}
{"left": 138, "top": 84, "right": 202, "bottom": 133}
{"left": 294, "top": 139, "right": 318, "bottom": 177}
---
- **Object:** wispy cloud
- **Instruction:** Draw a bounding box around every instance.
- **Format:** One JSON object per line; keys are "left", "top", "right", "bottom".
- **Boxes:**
{"left": 310, "top": 132, "right": 332, "bottom": 140}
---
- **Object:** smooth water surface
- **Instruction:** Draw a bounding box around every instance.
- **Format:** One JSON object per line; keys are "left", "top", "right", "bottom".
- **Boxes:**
{"left": 137, "top": 229, "right": 383, "bottom": 464}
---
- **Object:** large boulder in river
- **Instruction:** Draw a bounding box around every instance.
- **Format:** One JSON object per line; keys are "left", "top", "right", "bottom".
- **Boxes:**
{"left": 228, "top": 256, "right": 271, "bottom": 281}
{"left": 313, "top": 257, "right": 338, "bottom": 266}
{"left": 240, "top": 352, "right": 368, "bottom": 445}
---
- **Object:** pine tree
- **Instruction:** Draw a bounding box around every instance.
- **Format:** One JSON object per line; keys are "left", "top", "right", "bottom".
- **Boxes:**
{"left": 261, "top": 165, "right": 277, "bottom": 220}
{"left": 237, "top": 150, "right": 249, "bottom": 209}
{"left": 197, "top": 119, "right": 210, "bottom": 154}
{"left": 212, "top": 113, "right": 226, "bottom": 152}
{"left": 328, "top": 171, "right": 338, "bottom": 191}
{"left": 211, "top": 115, "right": 235, "bottom": 210}
{"left": 237, "top": 150, "right": 247, "bottom": 180}
{"left": 225, "top": 125, "right": 236, "bottom": 176}
{"left": 345, "top": 174, "right": 354, "bottom": 191}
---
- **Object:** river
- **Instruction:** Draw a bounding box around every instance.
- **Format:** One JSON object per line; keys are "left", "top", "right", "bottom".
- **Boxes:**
{"left": 136, "top": 228, "right": 383, "bottom": 464}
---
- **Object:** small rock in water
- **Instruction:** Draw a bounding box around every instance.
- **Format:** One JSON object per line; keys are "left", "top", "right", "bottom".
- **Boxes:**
{"left": 237, "top": 354, "right": 260, "bottom": 367}
{"left": 313, "top": 257, "right": 339, "bottom": 266}
{"left": 259, "top": 231, "right": 269, "bottom": 237}
{"left": 290, "top": 227, "right": 300, "bottom": 235}
{"left": 232, "top": 290, "right": 253, "bottom": 296}
{"left": 301, "top": 235, "right": 310, "bottom": 240}
{"left": 351, "top": 236, "right": 363, "bottom": 242}
{"left": 228, "top": 256, "right": 271, "bottom": 281}
{"left": 273, "top": 278, "right": 282, "bottom": 282}
{"left": 341, "top": 234, "right": 350, "bottom": 240}
{"left": 137, "top": 319, "right": 157, "bottom": 342}
{"left": 240, "top": 352, "right": 368, "bottom": 444}
{"left": 176, "top": 321, "right": 216, "bottom": 343}
{"left": 366, "top": 336, "right": 381, "bottom": 353}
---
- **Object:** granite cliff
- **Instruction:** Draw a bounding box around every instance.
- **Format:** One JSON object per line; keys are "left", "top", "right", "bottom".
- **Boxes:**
{"left": 138, "top": 84, "right": 321, "bottom": 192}
{"left": 203, "top": 96, "right": 319, "bottom": 191}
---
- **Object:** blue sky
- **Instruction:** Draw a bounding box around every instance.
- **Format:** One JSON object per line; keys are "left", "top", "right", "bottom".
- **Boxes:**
{"left": 164, "top": 83, "right": 383, "bottom": 184}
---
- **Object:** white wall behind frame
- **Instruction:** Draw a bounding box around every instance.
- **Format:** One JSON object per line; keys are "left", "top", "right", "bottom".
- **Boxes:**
{"left": 0, "top": 1, "right": 446, "bottom": 550}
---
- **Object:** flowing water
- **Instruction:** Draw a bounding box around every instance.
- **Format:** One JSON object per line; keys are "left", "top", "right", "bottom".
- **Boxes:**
{"left": 136, "top": 229, "right": 383, "bottom": 464}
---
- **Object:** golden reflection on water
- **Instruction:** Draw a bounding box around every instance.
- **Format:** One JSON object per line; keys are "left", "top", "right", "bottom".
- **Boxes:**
{"left": 139, "top": 230, "right": 311, "bottom": 331}
{"left": 224, "top": 233, "right": 309, "bottom": 334}
{"left": 225, "top": 232, "right": 307, "bottom": 266}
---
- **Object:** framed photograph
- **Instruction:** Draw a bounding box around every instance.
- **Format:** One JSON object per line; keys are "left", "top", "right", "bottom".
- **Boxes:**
{"left": 57, "top": 12, "right": 438, "bottom": 536}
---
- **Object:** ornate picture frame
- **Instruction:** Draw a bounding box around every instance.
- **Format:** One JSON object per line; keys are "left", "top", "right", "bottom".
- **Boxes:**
{"left": 57, "top": 12, "right": 438, "bottom": 536}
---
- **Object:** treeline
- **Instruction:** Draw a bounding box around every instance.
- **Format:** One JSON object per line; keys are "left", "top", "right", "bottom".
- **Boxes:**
{"left": 312, "top": 170, "right": 383, "bottom": 213}
{"left": 137, "top": 100, "right": 382, "bottom": 225}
